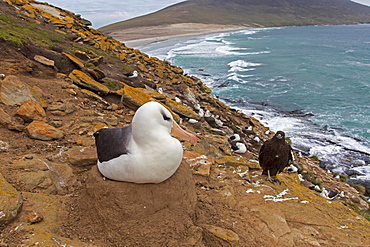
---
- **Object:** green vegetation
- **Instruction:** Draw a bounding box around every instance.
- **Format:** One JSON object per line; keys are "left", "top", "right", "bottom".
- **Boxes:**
{"left": 310, "top": 155, "right": 320, "bottom": 162}
{"left": 339, "top": 174, "right": 348, "bottom": 182}
{"left": 0, "top": 12, "right": 64, "bottom": 47}
{"left": 286, "top": 138, "right": 292, "bottom": 146}
{"left": 105, "top": 79, "right": 118, "bottom": 90}
{"left": 352, "top": 184, "right": 367, "bottom": 194}
{"left": 230, "top": 125, "right": 239, "bottom": 132}
{"left": 120, "top": 65, "right": 137, "bottom": 72}
{"left": 305, "top": 172, "right": 322, "bottom": 188}
{"left": 205, "top": 127, "right": 220, "bottom": 135}
{"left": 345, "top": 202, "right": 370, "bottom": 221}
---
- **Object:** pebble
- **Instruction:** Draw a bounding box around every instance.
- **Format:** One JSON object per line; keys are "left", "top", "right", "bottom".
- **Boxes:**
{"left": 24, "top": 154, "right": 34, "bottom": 159}
{"left": 27, "top": 212, "right": 44, "bottom": 224}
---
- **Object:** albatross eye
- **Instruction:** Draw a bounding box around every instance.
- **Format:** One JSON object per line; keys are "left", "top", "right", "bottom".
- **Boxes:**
{"left": 162, "top": 114, "right": 171, "bottom": 121}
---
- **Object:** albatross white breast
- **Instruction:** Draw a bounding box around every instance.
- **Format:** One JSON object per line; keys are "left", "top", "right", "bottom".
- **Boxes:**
{"left": 94, "top": 101, "right": 198, "bottom": 183}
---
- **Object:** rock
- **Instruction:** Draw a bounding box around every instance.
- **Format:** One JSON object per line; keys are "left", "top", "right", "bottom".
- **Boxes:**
{"left": 25, "top": 121, "right": 64, "bottom": 140}
{"left": 0, "top": 140, "right": 9, "bottom": 152}
{"left": 50, "top": 119, "right": 63, "bottom": 128}
{"left": 183, "top": 151, "right": 212, "bottom": 177}
{"left": 87, "top": 56, "right": 103, "bottom": 66}
{"left": 87, "top": 68, "right": 105, "bottom": 81}
{"left": 63, "top": 52, "right": 84, "bottom": 69}
{"left": 65, "top": 88, "right": 77, "bottom": 95}
{"left": 117, "top": 84, "right": 152, "bottom": 110}
{"left": 251, "top": 205, "right": 293, "bottom": 246}
{"left": 15, "top": 100, "right": 47, "bottom": 122}
{"left": 34, "top": 55, "right": 55, "bottom": 67}
{"left": 137, "top": 87, "right": 200, "bottom": 119}
{"left": 80, "top": 89, "right": 109, "bottom": 105}
{"left": 93, "top": 122, "right": 108, "bottom": 133}
{"left": 48, "top": 101, "right": 76, "bottom": 116}
{"left": 216, "top": 155, "right": 261, "bottom": 169}
{"left": 165, "top": 98, "right": 201, "bottom": 120}
{"left": 0, "top": 107, "right": 26, "bottom": 131}
{"left": 69, "top": 69, "right": 110, "bottom": 94}
{"left": 0, "top": 107, "right": 11, "bottom": 127}
{"left": 31, "top": 86, "right": 47, "bottom": 108}
{"left": 66, "top": 146, "right": 97, "bottom": 166}
{"left": 27, "top": 212, "right": 44, "bottom": 224}
{"left": 0, "top": 173, "right": 23, "bottom": 226}
{"left": 12, "top": 155, "right": 73, "bottom": 194}
{"left": 0, "top": 75, "right": 44, "bottom": 106}
{"left": 7, "top": 116, "right": 25, "bottom": 131}
{"left": 74, "top": 50, "right": 90, "bottom": 60}
{"left": 201, "top": 224, "right": 240, "bottom": 247}
{"left": 109, "top": 103, "right": 119, "bottom": 111}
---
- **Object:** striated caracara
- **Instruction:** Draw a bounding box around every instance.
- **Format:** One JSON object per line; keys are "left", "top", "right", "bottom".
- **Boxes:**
{"left": 258, "top": 131, "right": 293, "bottom": 182}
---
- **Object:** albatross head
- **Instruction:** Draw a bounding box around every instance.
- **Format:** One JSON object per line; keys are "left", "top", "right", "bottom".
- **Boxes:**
{"left": 132, "top": 101, "right": 198, "bottom": 145}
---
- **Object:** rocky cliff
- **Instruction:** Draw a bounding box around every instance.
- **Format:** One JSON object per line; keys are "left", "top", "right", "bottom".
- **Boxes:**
{"left": 0, "top": 0, "right": 370, "bottom": 246}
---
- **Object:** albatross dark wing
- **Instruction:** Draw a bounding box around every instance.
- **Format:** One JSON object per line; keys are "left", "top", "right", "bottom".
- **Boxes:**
{"left": 93, "top": 126, "right": 132, "bottom": 162}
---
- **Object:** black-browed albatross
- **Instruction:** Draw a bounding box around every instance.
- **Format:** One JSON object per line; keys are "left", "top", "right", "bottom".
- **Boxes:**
{"left": 94, "top": 101, "right": 198, "bottom": 183}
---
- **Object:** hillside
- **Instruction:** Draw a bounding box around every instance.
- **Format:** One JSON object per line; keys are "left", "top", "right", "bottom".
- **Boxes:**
{"left": 1, "top": 0, "right": 370, "bottom": 246}
{"left": 100, "top": 0, "right": 370, "bottom": 34}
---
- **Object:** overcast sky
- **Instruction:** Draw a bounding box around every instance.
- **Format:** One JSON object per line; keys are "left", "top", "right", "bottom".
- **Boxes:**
{"left": 45, "top": 0, "right": 370, "bottom": 29}
{"left": 45, "top": 0, "right": 185, "bottom": 28}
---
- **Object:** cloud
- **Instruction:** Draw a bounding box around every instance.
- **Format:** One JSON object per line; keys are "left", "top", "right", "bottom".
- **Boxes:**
{"left": 46, "top": 0, "right": 184, "bottom": 28}
{"left": 352, "top": 0, "right": 370, "bottom": 6}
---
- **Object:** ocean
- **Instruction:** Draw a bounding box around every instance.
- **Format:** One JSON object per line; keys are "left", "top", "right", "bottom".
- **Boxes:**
{"left": 139, "top": 24, "right": 370, "bottom": 188}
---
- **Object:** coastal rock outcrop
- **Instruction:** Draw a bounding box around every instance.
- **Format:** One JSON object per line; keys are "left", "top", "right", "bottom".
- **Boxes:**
{"left": 0, "top": 0, "right": 369, "bottom": 246}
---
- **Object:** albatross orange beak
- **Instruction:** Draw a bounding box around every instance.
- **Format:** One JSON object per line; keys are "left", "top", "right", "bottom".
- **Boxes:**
{"left": 171, "top": 121, "right": 198, "bottom": 145}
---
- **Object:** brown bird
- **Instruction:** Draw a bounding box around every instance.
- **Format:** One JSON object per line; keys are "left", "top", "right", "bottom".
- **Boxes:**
{"left": 258, "top": 131, "right": 293, "bottom": 182}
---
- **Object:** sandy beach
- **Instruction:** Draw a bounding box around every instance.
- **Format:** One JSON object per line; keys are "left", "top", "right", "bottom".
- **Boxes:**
{"left": 106, "top": 23, "right": 249, "bottom": 47}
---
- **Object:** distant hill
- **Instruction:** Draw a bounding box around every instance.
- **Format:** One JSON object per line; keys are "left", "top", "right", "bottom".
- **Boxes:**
{"left": 100, "top": 0, "right": 370, "bottom": 33}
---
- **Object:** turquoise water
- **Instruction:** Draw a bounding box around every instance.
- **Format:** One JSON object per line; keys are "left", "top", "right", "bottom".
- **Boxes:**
{"left": 140, "top": 25, "right": 370, "bottom": 184}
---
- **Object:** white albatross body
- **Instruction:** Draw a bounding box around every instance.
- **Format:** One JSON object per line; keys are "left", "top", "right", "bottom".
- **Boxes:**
{"left": 94, "top": 101, "right": 197, "bottom": 183}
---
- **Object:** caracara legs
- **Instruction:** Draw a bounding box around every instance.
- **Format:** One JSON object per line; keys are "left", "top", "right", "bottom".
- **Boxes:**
{"left": 264, "top": 170, "right": 282, "bottom": 183}
{"left": 266, "top": 170, "right": 273, "bottom": 182}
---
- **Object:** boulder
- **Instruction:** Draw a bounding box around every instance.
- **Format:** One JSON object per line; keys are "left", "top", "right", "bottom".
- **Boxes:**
{"left": 48, "top": 101, "right": 76, "bottom": 116}
{"left": 63, "top": 53, "right": 84, "bottom": 69}
{"left": 183, "top": 151, "right": 212, "bottom": 177}
{"left": 34, "top": 55, "right": 55, "bottom": 67}
{"left": 117, "top": 84, "right": 152, "bottom": 110}
{"left": 0, "top": 107, "right": 12, "bottom": 127}
{"left": 69, "top": 69, "right": 110, "bottom": 94}
{"left": 80, "top": 89, "right": 109, "bottom": 105}
{"left": 74, "top": 50, "right": 90, "bottom": 60}
{"left": 15, "top": 100, "right": 46, "bottom": 122}
{"left": 0, "top": 173, "right": 23, "bottom": 226}
{"left": 66, "top": 146, "right": 97, "bottom": 166}
{"left": 201, "top": 224, "right": 240, "bottom": 247}
{"left": 25, "top": 121, "right": 64, "bottom": 140}
{"left": 11, "top": 154, "right": 74, "bottom": 194}
{"left": 87, "top": 56, "right": 103, "bottom": 66}
{"left": 0, "top": 75, "right": 44, "bottom": 106}
{"left": 216, "top": 155, "right": 261, "bottom": 169}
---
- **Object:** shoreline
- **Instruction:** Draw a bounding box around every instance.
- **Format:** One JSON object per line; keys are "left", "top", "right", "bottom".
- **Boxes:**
{"left": 106, "top": 23, "right": 250, "bottom": 48}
